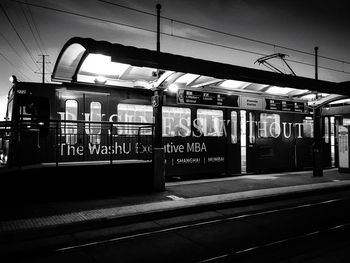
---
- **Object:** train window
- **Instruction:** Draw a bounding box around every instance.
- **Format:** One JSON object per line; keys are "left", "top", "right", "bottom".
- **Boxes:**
{"left": 259, "top": 113, "right": 281, "bottom": 138}
{"left": 324, "top": 117, "right": 329, "bottom": 143}
{"left": 118, "top": 104, "right": 153, "bottom": 123}
{"left": 231, "top": 111, "right": 237, "bottom": 144}
{"left": 117, "top": 104, "right": 153, "bottom": 135}
{"left": 249, "top": 112, "right": 255, "bottom": 143}
{"left": 163, "top": 107, "right": 191, "bottom": 137}
{"left": 6, "top": 100, "right": 13, "bottom": 121}
{"left": 88, "top": 102, "right": 101, "bottom": 144}
{"left": 343, "top": 118, "right": 350, "bottom": 125}
{"left": 196, "top": 109, "right": 223, "bottom": 137}
{"left": 64, "top": 100, "right": 78, "bottom": 144}
{"left": 303, "top": 117, "right": 314, "bottom": 138}
{"left": 330, "top": 117, "right": 335, "bottom": 166}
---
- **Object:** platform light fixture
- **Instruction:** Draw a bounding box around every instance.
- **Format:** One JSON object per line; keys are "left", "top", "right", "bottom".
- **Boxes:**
{"left": 94, "top": 76, "right": 107, "bottom": 84}
{"left": 266, "top": 86, "right": 295, "bottom": 95}
{"left": 167, "top": 83, "right": 179, "bottom": 93}
{"left": 219, "top": 79, "right": 248, "bottom": 90}
{"left": 80, "top": 54, "right": 130, "bottom": 78}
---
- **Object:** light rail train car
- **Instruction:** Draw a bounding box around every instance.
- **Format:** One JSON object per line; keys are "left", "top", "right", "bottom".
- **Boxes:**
{"left": 0, "top": 37, "right": 339, "bottom": 179}
{"left": 0, "top": 79, "right": 330, "bottom": 178}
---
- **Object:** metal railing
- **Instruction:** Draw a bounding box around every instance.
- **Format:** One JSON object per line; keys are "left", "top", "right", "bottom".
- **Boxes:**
{"left": 0, "top": 119, "right": 154, "bottom": 168}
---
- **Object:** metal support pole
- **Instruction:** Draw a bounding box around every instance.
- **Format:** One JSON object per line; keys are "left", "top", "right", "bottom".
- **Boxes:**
{"left": 42, "top": 54, "right": 45, "bottom": 83}
{"left": 56, "top": 121, "right": 59, "bottom": 167}
{"left": 156, "top": 4, "right": 161, "bottom": 53}
{"left": 313, "top": 46, "right": 323, "bottom": 177}
{"left": 152, "top": 89, "right": 165, "bottom": 191}
{"left": 151, "top": 3, "right": 165, "bottom": 191}
{"left": 110, "top": 123, "right": 113, "bottom": 165}
{"left": 315, "top": 47, "right": 319, "bottom": 81}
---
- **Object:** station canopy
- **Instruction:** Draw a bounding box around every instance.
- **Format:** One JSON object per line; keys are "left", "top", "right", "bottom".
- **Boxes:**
{"left": 52, "top": 37, "right": 350, "bottom": 107}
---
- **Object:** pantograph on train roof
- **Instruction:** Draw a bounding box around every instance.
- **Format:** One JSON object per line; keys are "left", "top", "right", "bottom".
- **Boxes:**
{"left": 52, "top": 37, "right": 347, "bottom": 105}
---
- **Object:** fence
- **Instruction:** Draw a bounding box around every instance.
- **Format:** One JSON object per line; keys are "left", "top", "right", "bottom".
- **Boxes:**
{"left": 0, "top": 119, "right": 154, "bottom": 168}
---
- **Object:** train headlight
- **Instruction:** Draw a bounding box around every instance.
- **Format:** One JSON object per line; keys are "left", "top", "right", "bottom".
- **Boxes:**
{"left": 9, "top": 75, "right": 18, "bottom": 84}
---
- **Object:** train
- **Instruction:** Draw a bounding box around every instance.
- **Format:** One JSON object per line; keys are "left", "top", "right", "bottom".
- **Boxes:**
{"left": 0, "top": 78, "right": 334, "bottom": 179}
{"left": 1, "top": 36, "right": 341, "bottom": 180}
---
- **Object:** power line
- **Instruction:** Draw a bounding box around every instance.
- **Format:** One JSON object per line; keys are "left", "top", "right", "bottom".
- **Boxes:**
{"left": 35, "top": 54, "right": 51, "bottom": 83}
{"left": 0, "top": 3, "right": 40, "bottom": 72}
{"left": 0, "top": 30, "right": 36, "bottom": 74}
{"left": 20, "top": 3, "right": 50, "bottom": 82}
{"left": 12, "top": 0, "right": 350, "bottom": 76}
{"left": 98, "top": 0, "right": 350, "bottom": 66}
{"left": 0, "top": 50, "right": 31, "bottom": 80}
{"left": 21, "top": 4, "right": 44, "bottom": 55}
{"left": 12, "top": 0, "right": 155, "bottom": 34}
{"left": 25, "top": 1, "right": 53, "bottom": 74}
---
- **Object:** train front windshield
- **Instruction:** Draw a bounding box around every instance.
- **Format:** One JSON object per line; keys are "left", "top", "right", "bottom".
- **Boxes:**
{"left": 6, "top": 100, "right": 13, "bottom": 121}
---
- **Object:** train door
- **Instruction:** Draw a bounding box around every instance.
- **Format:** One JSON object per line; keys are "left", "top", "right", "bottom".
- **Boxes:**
{"left": 245, "top": 111, "right": 296, "bottom": 173}
{"left": 273, "top": 112, "right": 295, "bottom": 170}
{"left": 226, "top": 109, "right": 240, "bottom": 174}
{"left": 329, "top": 116, "right": 336, "bottom": 167}
{"left": 16, "top": 93, "right": 50, "bottom": 165}
{"left": 83, "top": 93, "right": 108, "bottom": 161}
{"left": 322, "top": 116, "right": 332, "bottom": 167}
{"left": 245, "top": 110, "right": 257, "bottom": 173}
{"left": 295, "top": 114, "right": 314, "bottom": 168}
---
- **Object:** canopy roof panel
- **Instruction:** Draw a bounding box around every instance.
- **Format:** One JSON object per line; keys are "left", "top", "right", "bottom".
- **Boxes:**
{"left": 52, "top": 37, "right": 349, "bottom": 104}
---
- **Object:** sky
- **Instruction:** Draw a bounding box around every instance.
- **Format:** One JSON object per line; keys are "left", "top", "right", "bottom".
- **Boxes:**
{"left": 0, "top": 0, "right": 350, "bottom": 119}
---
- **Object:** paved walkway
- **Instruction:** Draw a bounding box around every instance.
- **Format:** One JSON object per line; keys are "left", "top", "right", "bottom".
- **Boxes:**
{"left": 1, "top": 168, "right": 350, "bottom": 239}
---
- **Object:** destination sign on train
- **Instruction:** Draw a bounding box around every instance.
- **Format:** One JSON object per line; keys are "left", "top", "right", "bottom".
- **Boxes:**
{"left": 177, "top": 89, "right": 238, "bottom": 107}
{"left": 265, "top": 99, "right": 306, "bottom": 112}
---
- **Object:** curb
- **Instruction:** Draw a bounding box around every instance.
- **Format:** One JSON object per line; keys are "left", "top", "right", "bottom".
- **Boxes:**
{"left": 1, "top": 180, "right": 350, "bottom": 242}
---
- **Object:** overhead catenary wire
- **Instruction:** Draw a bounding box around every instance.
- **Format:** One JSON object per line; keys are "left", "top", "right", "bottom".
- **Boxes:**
{"left": 98, "top": 0, "right": 350, "bottom": 66}
{"left": 10, "top": 0, "right": 350, "bottom": 76}
{"left": 162, "top": 32, "right": 350, "bottom": 75}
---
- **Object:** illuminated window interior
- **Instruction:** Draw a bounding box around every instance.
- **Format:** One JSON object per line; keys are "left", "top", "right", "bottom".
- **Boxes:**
{"left": 303, "top": 117, "right": 314, "bottom": 138}
{"left": 88, "top": 102, "right": 101, "bottom": 144}
{"left": 163, "top": 107, "right": 191, "bottom": 137}
{"left": 259, "top": 113, "right": 281, "bottom": 138}
{"left": 117, "top": 104, "right": 153, "bottom": 135}
{"left": 231, "top": 111, "right": 237, "bottom": 144}
{"left": 64, "top": 100, "right": 78, "bottom": 145}
{"left": 324, "top": 117, "right": 329, "bottom": 143}
{"left": 196, "top": 109, "right": 224, "bottom": 137}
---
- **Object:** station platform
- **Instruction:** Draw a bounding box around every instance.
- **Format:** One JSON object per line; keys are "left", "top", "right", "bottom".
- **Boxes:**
{"left": 1, "top": 168, "right": 350, "bottom": 244}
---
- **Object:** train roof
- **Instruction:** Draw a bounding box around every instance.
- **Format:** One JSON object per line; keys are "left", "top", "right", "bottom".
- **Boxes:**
{"left": 52, "top": 37, "right": 350, "bottom": 106}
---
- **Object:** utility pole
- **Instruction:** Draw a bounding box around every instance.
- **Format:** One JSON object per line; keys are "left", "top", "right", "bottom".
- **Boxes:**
{"left": 313, "top": 46, "right": 323, "bottom": 177}
{"left": 36, "top": 54, "right": 50, "bottom": 83}
{"left": 315, "top": 47, "right": 318, "bottom": 81}
{"left": 156, "top": 3, "right": 161, "bottom": 53}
